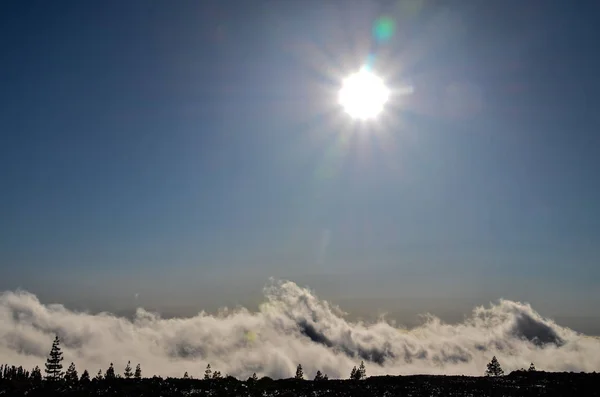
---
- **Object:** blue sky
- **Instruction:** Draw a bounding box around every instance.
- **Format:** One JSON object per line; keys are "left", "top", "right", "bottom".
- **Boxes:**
{"left": 1, "top": 1, "right": 599, "bottom": 331}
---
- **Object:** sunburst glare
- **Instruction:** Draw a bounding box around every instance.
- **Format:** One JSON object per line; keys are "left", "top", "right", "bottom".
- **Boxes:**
{"left": 262, "top": 4, "right": 433, "bottom": 185}
{"left": 338, "top": 68, "right": 390, "bottom": 120}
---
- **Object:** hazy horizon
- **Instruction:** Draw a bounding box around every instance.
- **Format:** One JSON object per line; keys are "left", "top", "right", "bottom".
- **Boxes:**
{"left": 5, "top": 276, "right": 600, "bottom": 337}
{"left": 2, "top": 280, "right": 600, "bottom": 379}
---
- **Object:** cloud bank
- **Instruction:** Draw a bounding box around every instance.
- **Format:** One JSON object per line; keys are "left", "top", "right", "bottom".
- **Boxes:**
{"left": 1, "top": 280, "right": 598, "bottom": 379}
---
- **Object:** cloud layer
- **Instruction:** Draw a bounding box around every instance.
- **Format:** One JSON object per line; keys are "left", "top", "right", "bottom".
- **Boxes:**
{"left": 1, "top": 280, "right": 598, "bottom": 379}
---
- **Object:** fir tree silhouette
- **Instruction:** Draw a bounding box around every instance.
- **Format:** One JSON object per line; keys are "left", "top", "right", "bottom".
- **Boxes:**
{"left": 529, "top": 363, "right": 536, "bottom": 372}
{"left": 105, "top": 363, "right": 116, "bottom": 380}
{"left": 44, "top": 335, "right": 64, "bottom": 381}
{"left": 30, "top": 366, "right": 42, "bottom": 385}
{"left": 80, "top": 369, "right": 90, "bottom": 384}
{"left": 485, "top": 356, "right": 504, "bottom": 377}
{"left": 64, "top": 362, "right": 78, "bottom": 386}
{"left": 124, "top": 361, "right": 133, "bottom": 379}
{"left": 358, "top": 361, "right": 366, "bottom": 379}
{"left": 350, "top": 363, "right": 366, "bottom": 380}
{"left": 295, "top": 364, "right": 304, "bottom": 380}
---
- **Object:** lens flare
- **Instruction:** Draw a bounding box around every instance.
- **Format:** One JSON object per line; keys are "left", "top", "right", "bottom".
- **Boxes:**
{"left": 373, "top": 17, "right": 395, "bottom": 42}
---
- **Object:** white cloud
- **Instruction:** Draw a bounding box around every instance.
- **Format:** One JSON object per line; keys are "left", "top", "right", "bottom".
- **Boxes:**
{"left": 0, "top": 280, "right": 598, "bottom": 379}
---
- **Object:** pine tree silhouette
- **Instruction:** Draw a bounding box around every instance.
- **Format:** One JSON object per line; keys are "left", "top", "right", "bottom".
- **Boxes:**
{"left": 212, "top": 370, "right": 222, "bottom": 379}
{"left": 134, "top": 363, "right": 142, "bottom": 379}
{"left": 124, "top": 361, "right": 133, "bottom": 379}
{"left": 358, "top": 361, "right": 366, "bottom": 379}
{"left": 183, "top": 371, "right": 189, "bottom": 379}
{"left": 31, "top": 366, "right": 42, "bottom": 385}
{"left": 105, "top": 363, "right": 116, "bottom": 380}
{"left": 204, "top": 364, "right": 212, "bottom": 380}
{"left": 295, "top": 364, "right": 304, "bottom": 380}
{"left": 95, "top": 369, "right": 103, "bottom": 381}
{"left": 15, "top": 366, "right": 27, "bottom": 380}
{"left": 350, "top": 366, "right": 357, "bottom": 380}
{"left": 529, "top": 363, "right": 536, "bottom": 372}
{"left": 44, "top": 335, "right": 64, "bottom": 381}
{"left": 314, "top": 370, "right": 324, "bottom": 381}
{"left": 80, "top": 369, "right": 90, "bottom": 383}
{"left": 64, "top": 362, "right": 78, "bottom": 386}
{"left": 485, "top": 356, "right": 504, "bottom": 377}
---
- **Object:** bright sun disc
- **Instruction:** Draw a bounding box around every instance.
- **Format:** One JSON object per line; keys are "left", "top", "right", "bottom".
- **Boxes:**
{"left": 338, "top": 68, "right": 390, "bottom": 120}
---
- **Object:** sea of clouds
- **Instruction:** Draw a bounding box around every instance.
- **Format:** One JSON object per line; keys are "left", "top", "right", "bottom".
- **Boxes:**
{"left": 1, "top": 280, "right": 599, "bottom": 379}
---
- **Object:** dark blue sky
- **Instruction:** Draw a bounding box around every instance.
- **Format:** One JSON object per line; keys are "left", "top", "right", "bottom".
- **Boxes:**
{"left": 1, "top": 1, "right": 599, "bottom": 329}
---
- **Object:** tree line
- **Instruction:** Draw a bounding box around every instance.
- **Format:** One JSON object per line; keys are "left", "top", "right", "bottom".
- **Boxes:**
{"left": 0, "top": 336, "right": 541, "bottom": 384}
{"left": 485, "top": 355, "right": 537, "bottom": 377}
{"left": 1, "top": 336, "right": 372, "bottom": 384}
{"left": 3, "top": 337, "right": 597, "bottom": 397}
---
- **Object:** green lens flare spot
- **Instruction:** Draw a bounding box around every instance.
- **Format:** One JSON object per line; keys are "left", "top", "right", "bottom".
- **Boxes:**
{"left": 373, "top": 17, "right": 395, "bottom": 41}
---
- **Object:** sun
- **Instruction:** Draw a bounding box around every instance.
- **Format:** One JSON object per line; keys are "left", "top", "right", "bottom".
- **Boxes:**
{"left": 338, "top": 68, "right": 390, "bottom": 120}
